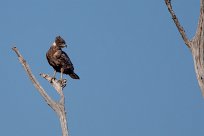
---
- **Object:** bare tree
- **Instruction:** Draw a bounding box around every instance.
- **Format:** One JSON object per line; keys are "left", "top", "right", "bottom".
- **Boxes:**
{"left": 165, "top": 0, "right": 204, "bottom": 96}
{"left": 12, "top": 47, "right": 69, "bottom": 136}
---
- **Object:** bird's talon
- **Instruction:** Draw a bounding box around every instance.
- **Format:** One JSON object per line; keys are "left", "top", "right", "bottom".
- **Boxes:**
{"left": 58, "top": 79, "right": 63, "bottom": 84}
{"left": 49, "top": 77, "right": 56, "bottom": 83}
{"left": 58, "top": 79, "right": 67, "bottom": 88}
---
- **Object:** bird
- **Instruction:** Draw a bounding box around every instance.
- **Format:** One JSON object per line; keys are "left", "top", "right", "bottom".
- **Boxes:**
{"left": 46, "top": 36, "right": 80, "bottom": 80}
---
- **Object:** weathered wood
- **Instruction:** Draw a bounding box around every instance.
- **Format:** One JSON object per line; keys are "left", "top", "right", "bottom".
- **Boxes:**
{"left": 165, "top": 0, "right": 204, "bottom": 96}
{"left": 164, "top": 0, "right": 191, "bottom": 48}
{"left": 12, "top": 47, "right": 69, "bottom": 136}
{"left": 40, "top": 73, "right": 67, "bottom": 95}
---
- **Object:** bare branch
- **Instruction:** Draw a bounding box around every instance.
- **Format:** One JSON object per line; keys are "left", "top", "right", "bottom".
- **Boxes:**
{"left": 40, "top": 73, "right": 67, "bottom": 95}
{"left": 164, "top": 0, "right": 191, "bottom": 48}
{"left": 165, "top": 0, "right": 204, "bottom": 96}
{"left": 12, "top": 47, "right": 55, "bottom": 106}
{"left": 12, "top": 47, "right": 69, "bottom": 136}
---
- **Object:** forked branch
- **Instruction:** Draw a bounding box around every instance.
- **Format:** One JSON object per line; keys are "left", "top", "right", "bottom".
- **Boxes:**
{"left": 165, "top": 0, "right": 204, "bottom": 96}
{"left": 12, "top": 47, "right": 69, "bottom": 136}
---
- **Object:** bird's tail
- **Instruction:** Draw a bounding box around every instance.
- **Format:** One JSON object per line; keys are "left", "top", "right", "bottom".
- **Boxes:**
{"left": 69, "top": 72, "right": 80, "bottom": 79}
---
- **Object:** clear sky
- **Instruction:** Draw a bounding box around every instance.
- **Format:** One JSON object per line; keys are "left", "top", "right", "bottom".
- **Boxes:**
{"left": 0, "top": 0, "right": 203, "bottom": 136}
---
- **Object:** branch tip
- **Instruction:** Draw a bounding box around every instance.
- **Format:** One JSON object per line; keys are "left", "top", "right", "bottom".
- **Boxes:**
{"left": 12, "top": 47, "right": 17, "bottom": 50}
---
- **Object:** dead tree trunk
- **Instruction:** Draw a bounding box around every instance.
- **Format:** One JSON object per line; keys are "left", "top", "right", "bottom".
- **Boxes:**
{"left": 165, "top": 0, "right": 204, "bottom": 96}
{"left": 12, "top": 47, "right": 69, "bottom": 136}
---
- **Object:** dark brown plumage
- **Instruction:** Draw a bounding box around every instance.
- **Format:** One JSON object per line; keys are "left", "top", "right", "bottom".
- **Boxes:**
{"left": 46, "top": 36, "right": 79, "bottom": 80}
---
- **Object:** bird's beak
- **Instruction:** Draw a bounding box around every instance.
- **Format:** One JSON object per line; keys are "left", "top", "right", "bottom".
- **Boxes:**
{"left": 61, "top": 44, "right": 67, "bottom": 48}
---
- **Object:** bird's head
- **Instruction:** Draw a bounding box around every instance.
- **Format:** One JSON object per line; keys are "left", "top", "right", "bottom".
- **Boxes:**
{"left": 53, "top": 36, "right": 67, "bottom": 48}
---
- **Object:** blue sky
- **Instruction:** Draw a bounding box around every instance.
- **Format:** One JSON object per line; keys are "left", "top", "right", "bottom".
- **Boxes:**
{"left": 0, "top": 0, "right": 204, "bottom": 136}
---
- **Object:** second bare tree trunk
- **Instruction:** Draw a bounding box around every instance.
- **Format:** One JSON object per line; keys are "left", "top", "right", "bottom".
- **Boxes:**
{"left": 165, "top": 0, "right": 204, "bottom": 96}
